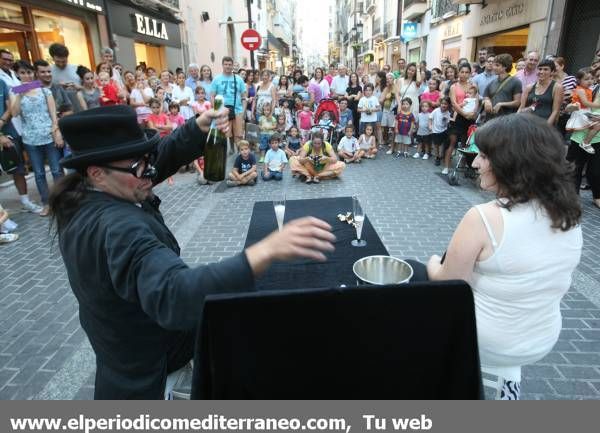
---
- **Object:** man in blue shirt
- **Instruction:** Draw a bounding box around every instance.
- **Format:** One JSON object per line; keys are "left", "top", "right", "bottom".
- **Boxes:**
{"left": 211, "top": 57, "right": 247, "bottom": 153}
{"left": 472, "top": 55, "right": 497, "bottom": 97}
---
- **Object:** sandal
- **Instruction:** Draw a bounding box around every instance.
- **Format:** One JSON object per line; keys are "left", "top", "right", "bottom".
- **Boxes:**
{"left": 579, "top": 142, "right": 596, "bottom": 154}
{"left": 305, "top": 176, "right": 313, "bottom": 184}
{"left": 39, "top": 206, "right": 50, "bottom": 217}
{"left": 313, "top": 176, "right": 320, "bottom": 183}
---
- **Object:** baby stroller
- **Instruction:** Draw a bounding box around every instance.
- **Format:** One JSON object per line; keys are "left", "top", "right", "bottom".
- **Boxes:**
{"left": 448, "top": 124, "right": 479, "bottom": 186}
{"left": 312, "top": 98, "right": 340, "bottom": 146}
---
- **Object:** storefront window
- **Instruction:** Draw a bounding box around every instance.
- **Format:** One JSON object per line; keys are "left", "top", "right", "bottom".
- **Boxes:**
{"left": 442, "top": 37, "right": 461, "bottom": 64}
{"left": 33, "top": 9, "right": 91, "bottom": 68}
{"left": 0, "top": 1, "right": 24, "bottom": 25}
{"left": 134, "top": 42, "right": 166, "bottom": 71}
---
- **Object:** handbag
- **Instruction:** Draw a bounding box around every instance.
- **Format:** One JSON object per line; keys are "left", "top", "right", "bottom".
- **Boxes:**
{"left": 0, "top": 138, "right": 22, "bottom": 174}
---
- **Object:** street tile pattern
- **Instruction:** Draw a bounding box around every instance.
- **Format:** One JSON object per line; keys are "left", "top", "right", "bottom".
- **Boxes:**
{"left": 1, "top": 151, "right": 599, "bottom": 400}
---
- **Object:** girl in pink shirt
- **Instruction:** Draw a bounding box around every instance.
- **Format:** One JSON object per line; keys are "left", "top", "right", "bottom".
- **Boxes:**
{"left": 297, "top": 102, "right": 313, "bottom": 143}
{"left": 420, "top": 78, "right": 441, "bottom": 111}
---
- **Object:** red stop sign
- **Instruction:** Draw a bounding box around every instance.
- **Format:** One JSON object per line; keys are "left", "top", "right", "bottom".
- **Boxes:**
{"left": 241, "top": 28, "right": 261, "bottom": 51}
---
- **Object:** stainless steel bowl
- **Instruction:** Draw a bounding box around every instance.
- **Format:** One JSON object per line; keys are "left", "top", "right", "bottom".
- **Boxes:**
{"left": 353, "top": 255, "right": 414, "bottom": 285}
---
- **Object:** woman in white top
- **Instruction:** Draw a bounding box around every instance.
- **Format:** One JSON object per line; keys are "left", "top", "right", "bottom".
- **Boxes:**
{"left": 129, "top": 72, "right": 154, "bottom": 124}
{"left": 171, "top": 71, "right": 195, "bottom": 120}
{"left": 310, "top": 67, "right": 330, "bottom": 100}
{"left": 395, "top": 63, "right": 421, "bottom": 118}
{"left": 412, "top": 114, "right": 583, "bottom": 399}
{"left": 252, "top": 70, "right": 277, "bottom": 122}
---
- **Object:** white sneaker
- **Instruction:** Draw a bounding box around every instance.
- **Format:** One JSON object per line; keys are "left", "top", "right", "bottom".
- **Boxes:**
{"left": 385, "top": 149, "right": 393, "bottom": 155}
{"left": 22, "top": 201, "right": 43, "bottom": 213}
{"left": 441, "top": 168, "right": 449, "bottom": 175}
{"left": 0, "top": 233, "right": 18, "bottom": 244}
{"left": 422, "top": 153, "right": 429, "bottom": 160}
{"left": 1, "top": 219, "right": 18, "bottom": 233}
{"left": 412, "top": 152, "right": 421, "bottom": 159}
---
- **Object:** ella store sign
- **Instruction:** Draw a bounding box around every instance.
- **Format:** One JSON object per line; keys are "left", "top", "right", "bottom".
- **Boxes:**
{"left": 133, "top": 13, "right": 169, "bottom": 40}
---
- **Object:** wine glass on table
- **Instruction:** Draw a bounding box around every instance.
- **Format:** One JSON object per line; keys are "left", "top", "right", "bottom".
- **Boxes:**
{"left": 274, "top": 193, "right": 286, "bottom": 232}
{"left": 351, "top": 195, "right": 367, "bottom": 247}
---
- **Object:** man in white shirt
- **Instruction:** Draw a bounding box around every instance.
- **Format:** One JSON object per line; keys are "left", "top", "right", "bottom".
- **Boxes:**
{"left": 0, "top": 49, "right": 20, "bottom": 88}
{"left": 330, "top": 65, "right": 349, "bottom": 100}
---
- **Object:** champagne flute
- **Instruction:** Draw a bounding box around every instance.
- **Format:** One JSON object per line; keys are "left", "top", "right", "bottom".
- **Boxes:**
{"left": 274, "top": 193, "right": 286, "bottom": 232}
{"left": 351, "top": 195, "right": 367, "bottom": 247}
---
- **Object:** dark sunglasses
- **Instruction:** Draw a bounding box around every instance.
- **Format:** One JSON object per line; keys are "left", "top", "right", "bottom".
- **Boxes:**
{"left": 104, "top": 155, "right": 157, "bottom": 180}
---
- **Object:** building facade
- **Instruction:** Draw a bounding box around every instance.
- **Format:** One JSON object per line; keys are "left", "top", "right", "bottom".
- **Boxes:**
{"left": 106, "top": 0, "right": 183, "bottom": 72}
{"left": 0, "top": 0, "right": 106, "bottom": 69}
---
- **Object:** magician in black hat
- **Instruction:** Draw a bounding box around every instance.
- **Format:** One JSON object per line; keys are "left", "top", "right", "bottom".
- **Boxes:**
{"left": 50, "top": 105, "right": 335, "bottom": 399}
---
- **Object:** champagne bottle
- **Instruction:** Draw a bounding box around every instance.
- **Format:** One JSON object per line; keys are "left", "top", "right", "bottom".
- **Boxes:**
{"left": 204, "top": 95, "right": 228, "bottom": 182}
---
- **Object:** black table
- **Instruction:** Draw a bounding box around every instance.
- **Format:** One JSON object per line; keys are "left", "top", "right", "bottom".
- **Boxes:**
{"left": 244, "top": 197, "right": 389, "bottom": 291}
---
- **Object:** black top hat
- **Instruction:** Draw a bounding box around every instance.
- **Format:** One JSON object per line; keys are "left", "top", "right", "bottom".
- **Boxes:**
{"left": 59, "top": 105, "right": 160, "bottom": 170}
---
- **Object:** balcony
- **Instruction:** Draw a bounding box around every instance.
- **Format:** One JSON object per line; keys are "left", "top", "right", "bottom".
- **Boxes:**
{"left": 365, "top": 0, "right": 375, "bottom": 15}
{"left": 403, "top": 0, "right": 428, "bottom": 21}
{"left": 431, "top": 0, "right": 460, "bottom": 19}
{"left": 148, "top": 0, "right": 180, "bottom": 12}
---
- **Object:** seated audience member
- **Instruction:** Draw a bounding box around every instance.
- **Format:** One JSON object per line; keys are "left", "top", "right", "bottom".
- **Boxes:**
{"left": 262, "top": 133, "right": 288, "bottom": 181}
{"left": 289, "top": 131, "right": 345, "bottom": 183}
{"left": 227, "top": 140, "right": 258, "bottom": 187}
{"left": 412, "top": 114, "right": 582, "bottom": 400}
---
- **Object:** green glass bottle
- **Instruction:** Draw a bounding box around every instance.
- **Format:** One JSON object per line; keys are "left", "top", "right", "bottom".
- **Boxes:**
{"left": 204, "top": 95, "right": 228, "bottom": 182}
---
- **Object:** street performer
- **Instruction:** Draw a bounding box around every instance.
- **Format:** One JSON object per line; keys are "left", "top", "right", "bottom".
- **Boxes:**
{"left": 50, "top": 105, "right": 335, "bottom": 399}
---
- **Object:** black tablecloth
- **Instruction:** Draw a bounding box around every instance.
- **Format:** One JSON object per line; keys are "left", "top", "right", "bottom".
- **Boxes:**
{"left": 244, "top": 197, "right": 389, "bottom": 290}
{"left": 191, "top": 281, "right": 483, "bottom": 399}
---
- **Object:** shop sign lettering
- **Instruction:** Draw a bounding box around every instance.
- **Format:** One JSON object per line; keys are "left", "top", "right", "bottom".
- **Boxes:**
{"left": 443, "top": 22, "right": 461, "bottom": 39}
{"left": 134, "top": 13, "right": 169, "bottom": 40}
{"left": 63, "top": 0, "right": 103, "bottom": 12}
{"left": 480, "top": 2, "right": 526, "bottom": 26}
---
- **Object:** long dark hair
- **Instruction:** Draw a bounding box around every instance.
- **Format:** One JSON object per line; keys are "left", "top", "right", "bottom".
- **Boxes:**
{"left": 475, "top": 114, "right": 581, "bottom": 231}
{"left": 404, "top": 63, "right": 417, "bottom": 81}
{"left": 376, "top": 71, "right": 387, "bottom": 90}
{"left": 49, "top": 172, "right": 90, "bottom": 232}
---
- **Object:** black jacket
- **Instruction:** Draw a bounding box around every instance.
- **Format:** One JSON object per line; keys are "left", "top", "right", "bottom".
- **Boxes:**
{"left": 58, "top": 119, "right": 255, "bottom": 399}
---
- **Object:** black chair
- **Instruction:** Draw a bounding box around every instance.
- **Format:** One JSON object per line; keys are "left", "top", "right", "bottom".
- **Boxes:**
{"left": 191, "top": 281, "right": 483, "bottom": 399}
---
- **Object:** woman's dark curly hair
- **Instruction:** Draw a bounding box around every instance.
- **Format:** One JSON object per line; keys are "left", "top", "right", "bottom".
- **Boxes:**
{"left": 475, "top": 113, "right": 581, "bottom": 231}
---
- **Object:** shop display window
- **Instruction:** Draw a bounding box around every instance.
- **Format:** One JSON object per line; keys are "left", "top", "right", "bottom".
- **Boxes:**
{"left": 33, "top": 9, "right": 91, "bottom": 68}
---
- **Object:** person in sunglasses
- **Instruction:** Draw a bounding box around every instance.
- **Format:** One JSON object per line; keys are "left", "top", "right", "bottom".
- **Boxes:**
{"left": 49, "top": 105, "right": 335, "bottom": 399}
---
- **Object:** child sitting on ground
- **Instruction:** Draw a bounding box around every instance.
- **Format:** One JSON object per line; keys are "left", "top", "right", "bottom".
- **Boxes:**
{"left": 338, "top": 125, "right": 361, "bottom": 163}
{"left": 258, "top": 102, "right": 277, "bottom": 162}
{"left": 358, "top": 123, "right": 377, "bottom": 159}
{"left": 262, "top": 133, "right": 288, "bottom": 181}
{"left": 227, "top": 140, "right": 258, "bottom": 187}
{"left": 284, "top": 126, "right": 302, "bottom": 158}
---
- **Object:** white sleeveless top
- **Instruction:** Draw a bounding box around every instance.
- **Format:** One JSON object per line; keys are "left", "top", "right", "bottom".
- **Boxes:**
{"left": 472, "top": 201, "right": 582, "bottom": 371}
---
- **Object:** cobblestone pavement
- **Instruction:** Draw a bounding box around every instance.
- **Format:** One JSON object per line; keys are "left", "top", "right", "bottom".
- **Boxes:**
{"left": 1, "top": 150, "right": 599, "bottom": 400}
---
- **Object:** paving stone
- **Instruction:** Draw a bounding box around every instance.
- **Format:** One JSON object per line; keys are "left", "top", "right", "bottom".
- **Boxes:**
{"left": 2, "top": 155, "right": 600, "bottom": 400}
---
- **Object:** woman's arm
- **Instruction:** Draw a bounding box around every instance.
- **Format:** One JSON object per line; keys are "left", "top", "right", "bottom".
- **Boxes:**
{"left": 76, "top": 91, "right": 88, "bottom": 111}
{"left": 548, "top": 83, "right": 564, "bottom": 125}
{"left": 45, "top": 92, "right": 64, "bottom": 147}
{"left": 10, "top": 93, "right": 21, "bottom": 117}
{"left": 271, "top": 84, "right": 278, "bottom": 109}
{"left": 426, "top": 207, "right": 486, "bottom": 282}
